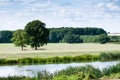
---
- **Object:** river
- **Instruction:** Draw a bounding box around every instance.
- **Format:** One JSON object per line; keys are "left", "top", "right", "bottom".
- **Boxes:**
{"left": 0, "top": 60, "right": 120, "bottom": 77}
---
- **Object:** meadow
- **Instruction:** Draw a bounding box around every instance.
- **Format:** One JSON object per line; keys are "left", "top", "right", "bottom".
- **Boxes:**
{"left": 0, "top": 43, "right": 120, "bottom": 59}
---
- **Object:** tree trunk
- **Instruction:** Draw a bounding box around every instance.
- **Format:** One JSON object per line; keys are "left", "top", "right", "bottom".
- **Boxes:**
{"left": 21, "top": 46, "right": 23, "bottom": 51}
{"left": 35, "top": 46, "right": 37, "bottom": 50}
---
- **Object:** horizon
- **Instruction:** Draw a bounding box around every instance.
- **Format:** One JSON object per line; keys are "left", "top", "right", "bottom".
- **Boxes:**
{"left": 0, "top": 0, "right": 120, "bottom": 33}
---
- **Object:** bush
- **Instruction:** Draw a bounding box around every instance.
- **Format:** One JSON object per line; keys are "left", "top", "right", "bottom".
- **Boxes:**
{"left": 62, "top": 32, "right": 83, "bottom": 43}
{"left": 5, "top": 59, "right": 18, "bottom": 64}
{"left": 95, "top": 34, "right": 110, "bottom": 44}
{"left": 80, "top": 35, "right": 99, "bottom": 43}
{"left": 0, "top": 59, "right": 5, "bottom": 64}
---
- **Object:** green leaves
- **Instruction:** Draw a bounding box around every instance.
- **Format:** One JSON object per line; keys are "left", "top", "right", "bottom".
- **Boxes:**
{"left": 11, "top": 29, "right": 27, "bottom": 50}
{"left": 24, "top": 20, "right": 49, "bottom": 50}
{"left": 96, "top": 34, "right": 110, "bottom": 44}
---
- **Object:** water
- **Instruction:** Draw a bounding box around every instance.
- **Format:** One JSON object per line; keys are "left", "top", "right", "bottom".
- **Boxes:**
{"left": 0, "top": 60, "right": 120, "bottom": 77}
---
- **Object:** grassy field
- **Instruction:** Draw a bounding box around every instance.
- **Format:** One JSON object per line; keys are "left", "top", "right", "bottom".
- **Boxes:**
{"left": 0, "top": 43, "right": 120, "bottom": 59}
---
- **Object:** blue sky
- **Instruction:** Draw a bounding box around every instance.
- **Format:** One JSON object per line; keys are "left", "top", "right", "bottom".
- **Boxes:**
{"left": 0, "top": 0, "right": 120, "bottom": 33}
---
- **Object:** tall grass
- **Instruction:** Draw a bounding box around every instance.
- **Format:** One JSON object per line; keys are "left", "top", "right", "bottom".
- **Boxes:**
{"left": 1, "top": 52, "right": 120, "bottom": 65}
{"left": 100, "top": 52, "right": 120, "bottom": 61}
{"left": 102, "top": 63, "right": 120, "bottom": 76}
{"left": 1, "top": 63, "right": 120, "bottom": 80}
{"left": 0, "top": 54, "right": 100, "bottom": 65}
{"left": 54, "top": 65, "right": 102, "bottom": 79}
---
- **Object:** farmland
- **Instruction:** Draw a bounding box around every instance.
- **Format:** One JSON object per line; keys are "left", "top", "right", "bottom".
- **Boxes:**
{"left": 0, "top": 43, "right": 120, "bottom": 59}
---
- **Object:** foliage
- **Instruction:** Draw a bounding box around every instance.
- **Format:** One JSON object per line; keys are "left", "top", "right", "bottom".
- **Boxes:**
{"left": 62, "top": 32, "right": 83, "bottom": 43}
{"left": 0, "top": 27, "right": 107, "bottom": 43}
{"left": 80, "top": 35, "right": 99, "bottom": 43}
{"left": 11, "top": 29, "right": 27, "bottom": 50}
{"left": 24, "top": 20, "right": 49, "bottom": 50}
{"left": 102, "top": 63, "right": 120, "bottom": 76}
{"left": 95, "top": 34, "right": 110, "bottom": 44}
{"left": 103, "top": 72, "right": 120, "bottom": 79}
{"left": 36, "top": 71, "right": 53, "bottom": 80}
{"left": 0, "top": 30, "right": 13, "bottom": 43}
{"left": 109, "top": 36, "right": 120, "bottom": 42}
{"left": 49, "top": 27, "right": 107, "bottom": 43}
{"left": 100, "top": 52, "right": 120, "bottom": 61}
{"left": 1, "top": 52, "right": 120, "bottom": 65}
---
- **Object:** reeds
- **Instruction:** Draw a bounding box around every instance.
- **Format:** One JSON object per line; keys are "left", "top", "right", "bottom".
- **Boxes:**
{"left": 1, "top": 64, "right": 120, "bottom": 80}
{"left": 0, "top": 52, "right": 120, "bottom": 65}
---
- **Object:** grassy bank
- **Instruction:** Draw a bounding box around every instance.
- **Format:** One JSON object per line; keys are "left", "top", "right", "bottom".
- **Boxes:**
{"left": 0, "top": 52, "right": 120, "bottom": 65}
{"left": 1, "top": 63, "right": 120, "bottom": 80}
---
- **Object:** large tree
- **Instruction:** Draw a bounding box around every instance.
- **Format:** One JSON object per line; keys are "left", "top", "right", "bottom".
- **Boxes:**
{"left": 24, "top": 20, "right": 49, "bottom": 50}
{"left": 11, "top": 29, "right": 27, "bottom": 50}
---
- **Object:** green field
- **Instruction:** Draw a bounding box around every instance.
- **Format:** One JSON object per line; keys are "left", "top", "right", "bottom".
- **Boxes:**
{"left": 0, "top": 43, "right": 120, "bottom": 59}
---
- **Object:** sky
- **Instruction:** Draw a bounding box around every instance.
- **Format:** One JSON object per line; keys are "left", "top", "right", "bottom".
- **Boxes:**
{"left": 0, "top": 0, "right": 120, "bottom": 33}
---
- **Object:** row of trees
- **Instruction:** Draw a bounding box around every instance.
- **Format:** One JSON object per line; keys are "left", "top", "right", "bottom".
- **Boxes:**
{"left": 0, "top": 31, "right": 13, "bottom": 43}
{"left": 11, "top": 20, "right": 49, "bottom": 50}
{"left": 0, "top": 27, "right": 107, "bottom": 43}
{"left": 0, "top": 20, "right": 118, "bottom": 47}
{"left": 49, "top": 27, "right": 107, "bottom": 43}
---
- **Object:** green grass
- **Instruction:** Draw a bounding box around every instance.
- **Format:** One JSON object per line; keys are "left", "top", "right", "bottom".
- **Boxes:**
{"left": 0, "top": 43, "right": 120, "bottom": 59}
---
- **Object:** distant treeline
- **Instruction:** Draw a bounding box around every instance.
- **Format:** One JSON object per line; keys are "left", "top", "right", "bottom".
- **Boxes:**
{"left": 0, "top": 31, "right": 13, "bottom": 43}
{"left": 49, "top": 27, "right": 107, "bottom": 43}
{"left": 0, "top": 27, "right": 118, "bottom": 43}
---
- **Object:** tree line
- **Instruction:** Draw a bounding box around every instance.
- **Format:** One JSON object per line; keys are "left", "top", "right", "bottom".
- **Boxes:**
{"left": 0, "top": 27, "right": 108, "bottom": 43}
{"left": 49, "top": 27, "right": 107, "bottom": 43}
{"left": 1, "top": 20, "right": 120, "bottom": 49}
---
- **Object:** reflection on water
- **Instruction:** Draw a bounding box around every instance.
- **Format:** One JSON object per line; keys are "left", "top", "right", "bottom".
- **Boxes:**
{"left": 0, "top": 60, "right": 120, "bottom": 77}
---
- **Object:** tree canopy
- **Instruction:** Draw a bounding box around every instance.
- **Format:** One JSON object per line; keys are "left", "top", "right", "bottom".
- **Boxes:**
{"left": 24, "top": 20, "right": 49, "bottom": 50}
{"left": 0, "top": 27, "right": 108, "bottom": 44}
{"left": 62, "top": 32, "right": 83, "bottom": 43}
{"left": 11, "top": 29, "right": 27, "bottom": 50}
{"left": 95, "top": 34, "right": 110, "bottom": 44}
{"left": 49, "top": 27, "right": 107, "bottom": 43}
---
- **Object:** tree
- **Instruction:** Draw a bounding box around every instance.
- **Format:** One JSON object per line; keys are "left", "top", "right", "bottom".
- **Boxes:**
{"left": 48, "top": 27, "right": 107, "bottom": 43}
{"left": 62, "top": 32, "right": 83, "bottom": 43}
{"left": 109, "top": 36, "right": 120, "bottom": 42}
{"left": 96, "top": 34, "right": 110, "bottom": 44}
{"left": 0, "top": 31, "right": 13, "bottom": 43}
{"left": 24, "top": 20, "right": 49, "bottom": 50}
{"left": 11, "top": 29, "right": 27, "bottom": 50}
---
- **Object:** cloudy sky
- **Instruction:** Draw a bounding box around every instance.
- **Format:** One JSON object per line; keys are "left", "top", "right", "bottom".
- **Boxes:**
{"left": 0, "top": 0, "right": 120, "bottom": 33}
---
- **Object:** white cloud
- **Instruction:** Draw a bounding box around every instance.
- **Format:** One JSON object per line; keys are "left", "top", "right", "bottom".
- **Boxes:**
{"left": 107, "top": 2, "right": 120, "bottom": 11}
{"left": 97, "top": 1, "right": 120, "bottom": 12}
{"left": 0, "top": 0, "right": 12, "bottom": 5}
{"left": 59, "top": 8, "right": 84, "bottom": 21}
{"left": 0, "top": 10, "right": 8, "bottom": 14}
{"left": 97, "top": 3, "right": 105, "bottom": 11}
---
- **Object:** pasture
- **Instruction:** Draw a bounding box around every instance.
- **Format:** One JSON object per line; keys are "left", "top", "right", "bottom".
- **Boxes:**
{"left": 0, "top": 43, "right": 120, "bottom": 59}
